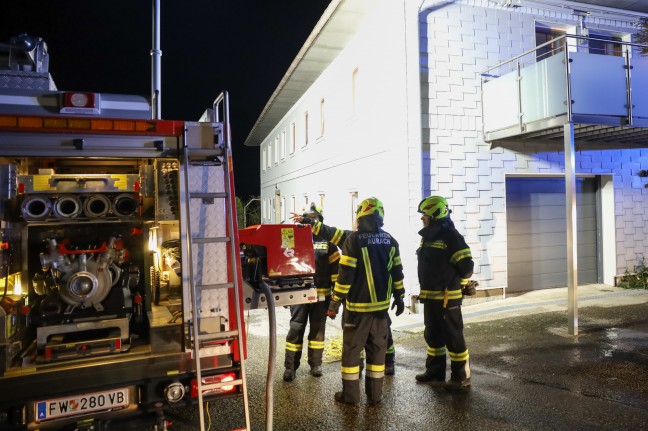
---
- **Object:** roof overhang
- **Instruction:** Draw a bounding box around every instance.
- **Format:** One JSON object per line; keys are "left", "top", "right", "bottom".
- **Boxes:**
{"left": 243, "top": 0, "right": 375, "bottom": 146}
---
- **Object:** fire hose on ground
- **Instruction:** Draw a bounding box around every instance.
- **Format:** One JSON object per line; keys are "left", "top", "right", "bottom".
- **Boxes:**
{"left": 258, "top": 279, "right": 275, "bottom": 431}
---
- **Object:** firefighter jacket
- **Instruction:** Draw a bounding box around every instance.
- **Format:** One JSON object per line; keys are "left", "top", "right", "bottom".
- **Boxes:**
{"left": 417, "top": 218, "right": 474, "bottom": 301}
{"left": 333, "top": 217, "right": 405, "bottom": 315}
{"left": 309, "top": 219, "right": 349, "bottom": 248}
{"left": 313, "top": 234, "right": 340, "bottom": 297}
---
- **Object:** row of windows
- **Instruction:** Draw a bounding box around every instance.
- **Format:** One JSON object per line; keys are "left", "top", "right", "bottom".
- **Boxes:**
{"left": 261, "top": 193, "right": 325, "bottom": 224}
{"left": 262, "top": 67, "right": 360, "bottom": 172}
{"left": 262, "top": 101, "right": 323, "bottom": 171}
{"left": 261, "top": 191, "right": 360, "bottom": 227}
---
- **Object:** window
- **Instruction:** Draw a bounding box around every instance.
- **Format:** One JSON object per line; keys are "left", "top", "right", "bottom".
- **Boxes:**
{"left": 319, "top": 98, "right": 325, "bottom": 137}
{"left": 319, "top": 193, "right": 325, "bottom": 211}
{"left": 304, "top": 194, "right": 309, "bottom": 210}
{"left": 262, "top": 147, "right": 267, "bottom": 172}
{"left": 351, "top": 67, "right": 359, "bottom": 113}
{"left": 291, "top": 196, "right": 296, "bottom": 215}
{"left": 535, "top": 26, "right": 566, "bottom": 61}
{"left": 274, "top": 136, "right": 279, "bottom": 165}
{"left": 280, "top": 130, "right": 286, "bottom": 160}
{"left": 273, "top": 194, "right": 280, "bottom": 223}
{"left": 290, "top": 123, "right": 296, "bottom": 155}
{"left": 589, "top": 33, "right": 622, "bottom": 56}
{"left": 350, "top": 191, "right": 358, "bottom": 228}
{"left": 281, "top": 197, "right": 286, "bottom": 223}
{"left": 262, "top": 198, "right": 266, "bottom": 220}
{"left": 266, "top": 144, "right": 271, "bottom": 170}
{"left": 303, "top": 111, "right": 309, "bottom": 147}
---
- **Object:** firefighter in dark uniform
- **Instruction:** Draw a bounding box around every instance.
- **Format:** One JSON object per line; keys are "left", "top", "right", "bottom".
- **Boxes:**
{"left": 292, "top": 212, "right": 398, "bottom": 375}
{"left": 283, "top": 203, "right": 340, "bottom": 381}
{"left": 414, "top": 196, "right": 474, "bottom": 391}
{"left": 326, "top": 197, "right": 405, "bottom": 404}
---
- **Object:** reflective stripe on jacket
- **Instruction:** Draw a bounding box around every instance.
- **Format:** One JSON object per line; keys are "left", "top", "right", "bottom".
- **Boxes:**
{"left": 417, "top": 220, "right": 473, "bottom": 301}
{"left": 313, "top": 236, "right": 340, "bottom": 297}
{"left": 334, "top": 228, "right": 405, "bottom": 313}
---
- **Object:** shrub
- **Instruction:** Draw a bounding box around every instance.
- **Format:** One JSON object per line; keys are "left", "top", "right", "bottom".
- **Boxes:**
{"left": 618, "top": 256, "right": 648, "bottom": 290}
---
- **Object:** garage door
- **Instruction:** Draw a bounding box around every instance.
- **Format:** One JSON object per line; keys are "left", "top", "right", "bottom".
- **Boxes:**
{"left": 506, "top": 177, "right": 598, "bottom": 292}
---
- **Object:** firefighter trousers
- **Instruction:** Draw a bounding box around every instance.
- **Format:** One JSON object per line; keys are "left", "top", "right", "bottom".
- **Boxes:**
{"left": 284, "top": 297, "right": 330, "bottom": 370}
{"left": 340, "top": 311, "right": 388, "bottom": 403}
{"left": 423, "top": 298, "right": 470, "bottom": 382}
{"left": 360, "top": 317, "right": 395, "bottom": 368}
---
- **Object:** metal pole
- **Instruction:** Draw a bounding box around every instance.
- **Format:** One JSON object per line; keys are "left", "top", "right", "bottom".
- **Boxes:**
{"left": 151, "top": 0, "right": 162, "bottom": 120}
{"left": 564, "top": 122, "right": 578, "bottom": 335}
{"left": 243, "top": 198, "right": 260, "bottom": 228}
{"left": 563, "top": 41, "right": 578, "bottom": 335}
{"left": 625, "top": 44, "right": 633, "bottom": 126}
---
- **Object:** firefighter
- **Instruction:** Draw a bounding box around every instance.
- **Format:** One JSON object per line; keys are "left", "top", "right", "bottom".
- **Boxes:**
{"left": 326, "top": 197, "right": 405, "bottom": 404}
{"left": 291, "top": 211, "right": 398, "bottom": 375}
{"left": 283, "top": 203, "right": 340, "bottom": 381}
{"left": 414, "top": 196, "right": 474, "bottom": 391}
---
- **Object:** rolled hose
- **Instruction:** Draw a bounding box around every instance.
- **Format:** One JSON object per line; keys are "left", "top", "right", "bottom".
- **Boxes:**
{"left": 112, "top": 193, "right": 139, "bottom": 217}
{"left": 258, "top": 280, "right": 275, "bottom": 431}
{"left": 53, "top": 195, "right": 82, "bottom": 219}
{"left": 83, "top": 194, "right": 111, "bottom": 218}
{"left": 21, "top": 195, "right": 51, "bottom": 220}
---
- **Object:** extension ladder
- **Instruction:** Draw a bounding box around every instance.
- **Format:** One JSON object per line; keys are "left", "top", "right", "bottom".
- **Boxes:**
{"left": 179, "top": 92, "right": 250, "bottom": 431}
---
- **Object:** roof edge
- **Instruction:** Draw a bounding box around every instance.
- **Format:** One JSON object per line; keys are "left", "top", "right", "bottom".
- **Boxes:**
{"left": 243, "top": 0, "right": 343, "bottom": 147}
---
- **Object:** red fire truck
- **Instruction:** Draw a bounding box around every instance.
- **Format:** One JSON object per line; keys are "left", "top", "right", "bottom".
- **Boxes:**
{"left": 0, "top": 34, "right": 317, "bottom": 431}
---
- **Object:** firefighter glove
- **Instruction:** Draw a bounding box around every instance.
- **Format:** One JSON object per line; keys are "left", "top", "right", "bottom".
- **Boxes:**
{"left": 327, "top": 300, "right": 341, "bottom": 319}
{"left": 462, "top": 280, "right": 478, "bottom": 297}
{"left": 391, "top": 297, "right": 405, "bottom": 316}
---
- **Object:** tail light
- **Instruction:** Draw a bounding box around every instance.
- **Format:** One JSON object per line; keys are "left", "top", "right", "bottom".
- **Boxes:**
{"left": 190, "top": 372, "right": 237, "bottom": 398}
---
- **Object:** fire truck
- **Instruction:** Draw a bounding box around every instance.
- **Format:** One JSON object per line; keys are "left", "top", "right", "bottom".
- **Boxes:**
{"left": 0, "top": 34, "right": 317, "bottom": 430}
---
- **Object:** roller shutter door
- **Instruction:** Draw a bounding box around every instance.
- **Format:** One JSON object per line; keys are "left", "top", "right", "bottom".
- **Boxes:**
{"left": 506, "top": 177, "right": 598, "bottom": 292}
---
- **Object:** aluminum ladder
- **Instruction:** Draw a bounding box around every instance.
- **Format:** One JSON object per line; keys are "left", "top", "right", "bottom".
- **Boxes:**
{"left": 179, "top": 91, "right": 250, "bottom": 431}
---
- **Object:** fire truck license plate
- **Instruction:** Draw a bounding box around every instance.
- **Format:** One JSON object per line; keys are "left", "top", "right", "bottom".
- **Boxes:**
{"left": 35, "top": 387, "right": 129, "bottom": 422}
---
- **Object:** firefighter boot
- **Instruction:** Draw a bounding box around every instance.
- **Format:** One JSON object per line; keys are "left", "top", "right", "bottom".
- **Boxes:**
{"left": 284, "top": 350, "right": 301, "bottom": 382}
{"left": 310, "top": 365, "right": 323, "bottom": 377}
{"left": 417, "top": 354, "right": 446, "bottom": 383}
{"left": 283, "top": 368, "right": 296, "bottom": 382}
{"left": 445, "top": 377, "right": 471, "bottom": 391}
{"left": 365, "top": 376, "right": 384, "bottom": 404}
{"left": 334, "top": 379, "right": 360, "bottom": 404}
{"left": 385, "top": 358, "right": 395, "bottom": 376}
{"left": 385, "top": 342, "right": 395, "bottom": 375}
{"left": 446, "top": 357, "right": 470, "bottom": 391}
{"left": 415, "top": 369, "right": 445, "bottom": 383}
{"left": 385, "top": 362, "right": 395, "bottom": 376}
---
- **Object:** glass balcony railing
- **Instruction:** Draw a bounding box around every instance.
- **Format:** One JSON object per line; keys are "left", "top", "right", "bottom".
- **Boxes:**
{"left": 481, "top": 35, "right": 648, "bottom": 142}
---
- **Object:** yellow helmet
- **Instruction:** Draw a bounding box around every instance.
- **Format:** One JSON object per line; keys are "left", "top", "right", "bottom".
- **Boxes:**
{"left": 418, "top": 196, "right": 449, "bottom": 220}
{"left": 356, "top": 197, "right": 384, "bottom": 221}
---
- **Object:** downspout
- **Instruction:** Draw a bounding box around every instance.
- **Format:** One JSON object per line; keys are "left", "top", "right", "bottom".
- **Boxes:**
{"left": 416, "top": 0, "right": 457, "bottom": 197}
{"left": 151, "top": 0, "right": 162, "bottom": 120}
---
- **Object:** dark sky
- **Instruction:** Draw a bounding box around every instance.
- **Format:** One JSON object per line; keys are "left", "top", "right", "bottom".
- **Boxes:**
{"left": 2, "top": 1, "right": 331, "bottom": 199}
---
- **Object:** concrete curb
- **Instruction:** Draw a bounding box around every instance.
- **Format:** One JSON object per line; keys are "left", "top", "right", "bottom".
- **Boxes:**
{"left": 392, "top": 284, "right": 648, "bottom": 333}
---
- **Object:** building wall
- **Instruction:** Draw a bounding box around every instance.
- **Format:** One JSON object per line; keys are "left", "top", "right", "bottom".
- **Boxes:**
{"left": 420, "top": 0, "right": 645, "bottom": 288}
{"left": 258, "top": 0, "right": 423, "bottom": 294}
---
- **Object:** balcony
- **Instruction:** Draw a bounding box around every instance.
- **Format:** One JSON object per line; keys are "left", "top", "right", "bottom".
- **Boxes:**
{"left": 481, "top": 35, "right": 648, "bottom": 146}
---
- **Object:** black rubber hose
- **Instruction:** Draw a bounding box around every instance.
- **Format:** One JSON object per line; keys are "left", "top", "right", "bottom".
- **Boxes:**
{"left": 258, "top": 280, "right": 275, "bottom": 431}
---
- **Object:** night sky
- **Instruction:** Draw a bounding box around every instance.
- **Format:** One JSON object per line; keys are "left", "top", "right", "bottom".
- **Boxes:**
{"left": 2, "top": 1, "right": 331, "bottom": 198}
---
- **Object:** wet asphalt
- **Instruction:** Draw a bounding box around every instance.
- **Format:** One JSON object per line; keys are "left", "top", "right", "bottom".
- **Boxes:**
{"left": 163, "top": 287, "right": 648, "bottom": 431}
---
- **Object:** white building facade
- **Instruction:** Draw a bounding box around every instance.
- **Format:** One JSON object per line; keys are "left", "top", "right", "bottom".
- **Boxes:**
{"left": 245, "top": 0, "right": 648, "bottom": 300}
